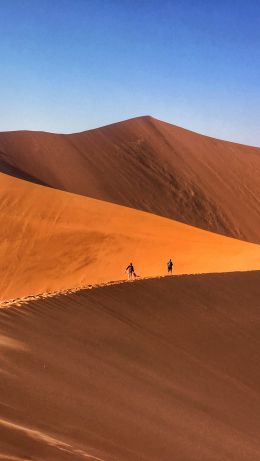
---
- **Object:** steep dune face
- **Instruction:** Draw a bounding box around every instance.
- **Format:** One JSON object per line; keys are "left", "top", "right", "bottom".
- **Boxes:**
{"left": 0, "top": 272, "right": 260, "bottom": 460}
{"left": 0, "top": 172, "right": 260, "bottom": 301}
{"left": 0, "top": 116, "right": 259, "bottom": 242}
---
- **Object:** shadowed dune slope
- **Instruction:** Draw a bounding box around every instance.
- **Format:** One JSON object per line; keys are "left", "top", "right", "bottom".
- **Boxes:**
{"left": 0, "top": 116, "right": 260, "bottom": 242}
{"left": 0, "top": 271, "right": 260, "bottom": 460}
{"left": 0, "top": 172, "right": 260, "bottom": 301}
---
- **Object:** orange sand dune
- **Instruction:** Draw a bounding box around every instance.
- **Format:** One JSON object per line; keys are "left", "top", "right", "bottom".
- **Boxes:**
{"left": 0, "top": 271, "right": 260, "bottom": 460}
{"left": 0, "top": 172, "right": 260, "bottom": 301}
{"left": 0, "top": 116, "right": 260, "bottom": 242}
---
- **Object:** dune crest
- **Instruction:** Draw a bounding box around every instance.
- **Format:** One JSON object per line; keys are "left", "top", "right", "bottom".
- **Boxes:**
{"left": 0, "top": 116, "right": 259, "bottom": 242}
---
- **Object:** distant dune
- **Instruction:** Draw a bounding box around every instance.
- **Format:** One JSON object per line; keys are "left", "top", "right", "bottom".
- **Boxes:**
{"left": 0, "top": 172, "right": 260, "bottom": 301}
{"left": 1, "top": 272, "right": 260, "bottom": 460}
{"left": 0, "top": 116, "right": 259, "bottom": 242}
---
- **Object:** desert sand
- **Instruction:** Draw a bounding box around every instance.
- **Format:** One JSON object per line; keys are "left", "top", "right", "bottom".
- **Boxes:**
{"left": 0, "top": 272, "right": 260, "bottom": 460}
{"left": 0, "top": 171, "right": 260, "bottom": 301}
{"left": 0, "top": 116, "right": 259, "bottom": 242}
{"left": 0, "top": 116, "right": 260, "bottom": 460}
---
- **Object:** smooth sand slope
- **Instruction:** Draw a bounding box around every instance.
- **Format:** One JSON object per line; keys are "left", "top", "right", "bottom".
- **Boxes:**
{"left": 0, "top": 271, "right": 260, "bottom": 460}
{"left": 0, "top": 116, "right": 259, "bottom": 242}
{"left": 1, "top": 172, "right": 260, "bottom": 301}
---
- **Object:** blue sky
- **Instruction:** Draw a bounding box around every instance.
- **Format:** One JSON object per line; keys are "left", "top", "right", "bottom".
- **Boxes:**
{"left": 1, "top": 0, "right": 260, "bottom": 145}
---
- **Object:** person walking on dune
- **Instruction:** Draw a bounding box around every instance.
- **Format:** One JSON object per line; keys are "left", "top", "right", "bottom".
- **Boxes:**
{"left": 167, "top": 258, "right": 173, "bottom": 274}
{"left": 126, "top": 262, "right": 135, "bottom": 280}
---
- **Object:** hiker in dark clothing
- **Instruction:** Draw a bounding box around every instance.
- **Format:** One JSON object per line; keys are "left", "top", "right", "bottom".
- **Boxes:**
{"left": 167, "top": 258, "right": 173, "bottom": 274}
{"left": 126, "top": 262, "right": 135, "bottom": 280}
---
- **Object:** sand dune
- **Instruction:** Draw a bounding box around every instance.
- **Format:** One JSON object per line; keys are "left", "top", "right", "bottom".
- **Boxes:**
{"left": 0, "top": 116, "right": 259, "bottom": 242}
{"left": 0, "top": 113, "right": 259, "bottom": 461}
{"left": 0, "top": 172, "right": 260, "bottom": 301}
{"left": 0, "top": 271, "right": 260, "bottom": 460}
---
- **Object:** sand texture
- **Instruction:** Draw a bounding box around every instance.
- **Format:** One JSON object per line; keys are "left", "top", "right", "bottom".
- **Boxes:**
{"left": 0, "top": 272, "right": 260, "bottom": 460}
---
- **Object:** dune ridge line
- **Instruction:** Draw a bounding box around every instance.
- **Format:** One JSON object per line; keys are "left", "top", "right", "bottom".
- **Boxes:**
{"left": 0, "top": 275, "right": 176, "bottom": 309}
{"left": 0, "top": 270, "right": 258, "bottom": 310}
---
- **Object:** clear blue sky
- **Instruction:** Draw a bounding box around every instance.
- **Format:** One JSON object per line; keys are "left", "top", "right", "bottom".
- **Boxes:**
{"left": 1, "top": 0, "right": 260, "bottom": 145}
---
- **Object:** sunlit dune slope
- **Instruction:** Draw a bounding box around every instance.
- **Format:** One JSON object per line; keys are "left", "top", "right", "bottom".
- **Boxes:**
{"left": 0, "top": 116, "right": 259, "bottom": 242}
{"left": 0, "top": 172, "right": 260, "bottom": 301}
{"left": 0, "top": 271, "right": 260, "bottom": 460}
